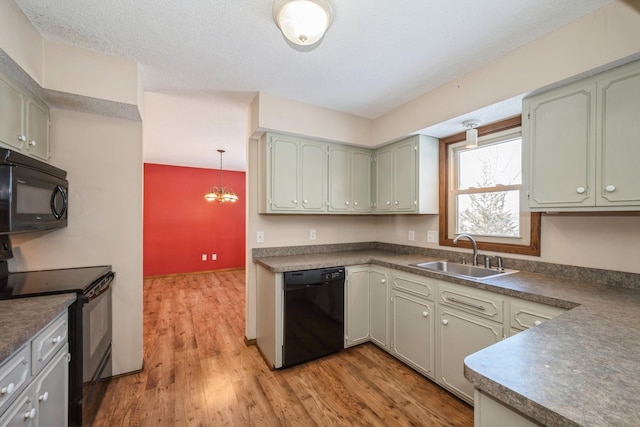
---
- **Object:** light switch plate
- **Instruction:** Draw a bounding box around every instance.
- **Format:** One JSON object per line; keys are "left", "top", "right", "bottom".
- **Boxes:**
{"left": 427, "top": 230, "right": 438, "bottom": 243}
{"left": 408, "top": 230, "right": 415, "bottom": 241}
{"left": 256, "top": 231, "right": 264, "bottom": 243}
{"left": 310, "top": 229, "right": 316, "bottom": 240}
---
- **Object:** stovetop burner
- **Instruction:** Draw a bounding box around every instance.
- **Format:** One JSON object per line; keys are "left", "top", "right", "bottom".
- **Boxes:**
{"left": 0, "top": 265, "right": 113, "bottom": 299}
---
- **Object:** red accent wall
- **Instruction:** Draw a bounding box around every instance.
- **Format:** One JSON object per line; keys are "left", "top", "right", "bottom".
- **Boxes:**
{"left": 143, "top": 163, "right": 246, "bottom": 277}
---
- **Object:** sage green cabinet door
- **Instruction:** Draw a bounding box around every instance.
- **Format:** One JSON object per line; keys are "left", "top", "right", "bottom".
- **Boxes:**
{"left": 0, "top": 73, "right": 25, "bottom": 150}
{"left": 525, "top": 83, "right": 597, "bottom": 208}
{"left": 437, "top": 306, "right": 502, "bottom": 404}
{"left": 328, "top": 146, "right": 350, "bottom": 211}
{"left": 597, "top": 66, "right": 640, "bottom": 206}
{"left": 270, "top": 136, "right": 299, "bottom": 210}
{"left": 391, "top": 291, "right": 435, "bottom": 379}
{"left": 33, "top": 346, "right": 68, "bottom": 427}
{"left": 345, "top": 267, "right": 370, "bottom": 347}
{"left": 25, "top": 98, "right": 49, "bottom": 161}
{"left": 375, "top": 148, "right": 393, "bottom": 211}
{"left": 300, "top": 142, "right": 326, "bottom": 211}
{"left": 351, "top": 150, "right": 371, "bottom": 211}
{"left": 369, "top": 269, "right": 389, "bottom": 350}
{"left": 393, "top": 140, "right": 416, "bottom": 211}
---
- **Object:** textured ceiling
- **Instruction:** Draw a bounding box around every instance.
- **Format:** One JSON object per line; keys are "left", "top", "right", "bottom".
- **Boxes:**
{"left": 14, "top": 0, "right": 611, "bottom": 120}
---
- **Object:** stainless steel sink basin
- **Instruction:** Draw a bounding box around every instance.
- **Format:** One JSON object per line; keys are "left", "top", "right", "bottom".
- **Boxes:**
{"left": 412, "top": 261, "right": 517, "bottom": 280}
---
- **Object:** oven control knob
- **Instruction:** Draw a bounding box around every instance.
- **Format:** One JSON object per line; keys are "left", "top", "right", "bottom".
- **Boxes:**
{"left": 24, "top": 408, "right": 36, "bottom": 420}
{"left": 39, "top": 392, "right": 49, "bottom": 402}
{"left": 1, "top": 383, "right": 15, "bottom": 395}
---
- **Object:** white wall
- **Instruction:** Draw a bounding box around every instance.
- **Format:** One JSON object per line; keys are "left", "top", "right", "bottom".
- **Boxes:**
{"left": 9, "top": 110, "right": 143, "bottom": 375}
{"left": 373, "top": 0, "right": 640, "bottom": 144}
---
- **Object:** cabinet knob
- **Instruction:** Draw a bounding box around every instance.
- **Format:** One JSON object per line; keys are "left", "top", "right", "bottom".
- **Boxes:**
{"left": 605, "top": 185, "right": 616, "bottom": 193}
{"left": 345, "top": 201, "right": 349, "bottom": 205}
{"left": 24, "top": 408, "right": 36, "bottom": 420}
{"left": 1, "top": 383, "right": 15, "bottom": 395}
{"left": 422, "top": 311, "right": 428, "bottom": 317}
{"left": 303, "top": 199, "right": 308, "bottom": 204}
{"left": 576, "top": 187, "right": 586, "bottom": 194}
{"left": 17, "top": 135, "right": 27, "bottom": 142}
{"left": 534, "top": 320, "right": 543, "bottom": 326}
{"left": 292, "top": 199, "right": 297, "bottom": 204}
{"left": 354, "top": 201, "right": 358, "bottom": 206}
{"left": 28, "top": 140, "right": 36, "bottom": 146}
{"left": 380, "top": 279, "right": 386, "bottom": 284}
{"left": 442, "top": 319, "right": 449, "bottom": 325}
{"left": 39, "top": 392, "right": 49, "bottom": 402}
{"left": 52, "top": 335, "right": 62, "bottom": 344}
{"left": 386, "top": 201, "right": 391, "bottom": 206}
{"left": 394, "top": 200, "right": 399, "bottom": 205}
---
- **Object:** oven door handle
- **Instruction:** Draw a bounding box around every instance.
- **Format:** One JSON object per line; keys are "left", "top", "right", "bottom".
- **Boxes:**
{"left": 86, "top": 273, "right": 114, "bottom": 302}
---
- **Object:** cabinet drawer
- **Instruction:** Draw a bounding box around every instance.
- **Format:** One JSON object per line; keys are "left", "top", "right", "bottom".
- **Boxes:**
{"left": 509, "top": 300, "right": 565, "bottom": 331}
{"left": 31, "top": 313, "right": 68, "bottom": 375}
{"left": 0, "top": 382, "right": 36, "bottom": 427}
{"left": 0, "top": 346, "right": 30, "bottom": 414}
{"left": 439, "top": 283, "right": 503, "bottom": 323}
{"left": 392, "top": 271, "right": 436, "bottom": 301}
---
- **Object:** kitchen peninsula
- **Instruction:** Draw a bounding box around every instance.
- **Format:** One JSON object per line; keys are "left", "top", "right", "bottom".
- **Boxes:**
{"left": 254, "top": 243, "right": 640, "bottom": 427}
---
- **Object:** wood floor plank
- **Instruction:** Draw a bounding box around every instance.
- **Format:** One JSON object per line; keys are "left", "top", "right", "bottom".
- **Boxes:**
{"left": 93, "top": 270, "right": 473, "bottom": 427}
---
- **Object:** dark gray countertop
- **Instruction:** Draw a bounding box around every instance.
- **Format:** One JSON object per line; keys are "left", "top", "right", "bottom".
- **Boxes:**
{"left": 0, "top": 294, "right": 77, "bottom": 362}
{"left": 254, "top": 249, "right": 640, "bottom": 426}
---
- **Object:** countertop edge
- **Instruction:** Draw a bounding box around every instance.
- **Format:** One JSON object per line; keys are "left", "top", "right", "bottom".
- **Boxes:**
{"left": 0, "top": 293, "right": 77, "bottom": 362}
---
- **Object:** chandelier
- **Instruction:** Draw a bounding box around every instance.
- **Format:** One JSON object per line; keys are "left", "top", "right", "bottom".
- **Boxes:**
{"left": 204, "top": 149, "right": 238, "bottom": 203}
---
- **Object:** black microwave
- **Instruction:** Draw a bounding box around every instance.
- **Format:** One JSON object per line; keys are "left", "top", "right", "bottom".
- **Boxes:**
{"left": 0, "top": 148, "right": 68, "bottom": 234}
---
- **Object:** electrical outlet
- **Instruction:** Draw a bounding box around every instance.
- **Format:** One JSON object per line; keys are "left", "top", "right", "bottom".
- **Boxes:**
{"left": 201, "top": 254, "right": 207, "bottom": 261}
{"left": 310, "top": 229, "right": 316, "bottom": 240}
{"left": 427, "top": 230, "right": 438, "bottom": 243}
{"left": 211, "top": 254, "right": 217, "bottom": 261}
{"left": 408, "top": 230, "right": 415, "bottom": 241}
{"left": 256, "top": 231, "right": 264, "bottom": 243}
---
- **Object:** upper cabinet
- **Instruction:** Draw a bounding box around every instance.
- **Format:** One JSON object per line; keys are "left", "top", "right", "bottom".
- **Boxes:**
{"left": 328, "top": 145, "right": 372, "bottom": 213}
{"left": 523, "top": 60, "right": 640, "bottom": 211}
{"left": 373, "top": 135, "right": 439, "bottom": 214}
{"left": 258, "top": 132, "right": 439, "bottom": 215}
{"left": 259, "top": 132, "right": 327, "bottom": 213}
{"left": 0, "top": 69, "right": 50, "bottom": 162}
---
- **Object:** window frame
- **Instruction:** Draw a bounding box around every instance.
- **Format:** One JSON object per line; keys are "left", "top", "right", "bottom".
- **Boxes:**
{"left": 439, "top": 116, "right": 541, "bottom": 256}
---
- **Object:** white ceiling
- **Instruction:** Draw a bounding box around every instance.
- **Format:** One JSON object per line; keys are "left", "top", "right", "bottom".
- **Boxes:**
{"left": 13, "top": 0, "right": 613, "bottom": 169}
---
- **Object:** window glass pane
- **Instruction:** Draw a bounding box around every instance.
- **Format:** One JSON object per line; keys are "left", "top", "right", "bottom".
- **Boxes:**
{"left": 456, "top": 190, "right": 520, "bottom": 237}
{"left": 458, "top": 138, "right": 521, "bottom": 190}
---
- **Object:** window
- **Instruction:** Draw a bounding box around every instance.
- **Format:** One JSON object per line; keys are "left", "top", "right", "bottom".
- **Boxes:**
{"left": 439, "top": 117, "right": 540, "bottom": 256}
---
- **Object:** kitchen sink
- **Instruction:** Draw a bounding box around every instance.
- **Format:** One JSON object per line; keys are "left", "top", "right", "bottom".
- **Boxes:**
{"left": 411, "top": 261, "right": 517, "bottom": 280}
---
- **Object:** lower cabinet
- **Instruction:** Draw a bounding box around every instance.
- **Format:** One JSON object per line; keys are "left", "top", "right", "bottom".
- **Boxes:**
{"left": 369, "top": 268, "right": 390, "bottom": 350}
{"left": 344, "top": 264, "right": 566, "bottom": 408}
{"left": 0, "top": 312, "right": 69, "bottom": 427}
{"left": 391, "top": 290, "right": 435, "bottom": 379}
{"left": 345, "top": 266, "right": 370, "bottom": 347}
{"left": 437, "top": 306, "right": 503, "bottom": 403}
{"left": 474, "top": 390, "right": 539, "bottom": 427}
{"left": 0, "top": 344, "right": 68, "bottom": 427}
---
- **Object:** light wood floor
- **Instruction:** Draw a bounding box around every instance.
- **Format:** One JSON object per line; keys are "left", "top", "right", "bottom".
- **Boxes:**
{"left": 94, "top": 270, "right": 473, "bottom": 426}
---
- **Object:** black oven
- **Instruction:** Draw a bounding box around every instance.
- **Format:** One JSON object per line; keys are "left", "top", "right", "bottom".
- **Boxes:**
{"left": 0, "top": 264, "right": 114, "bottom": 427}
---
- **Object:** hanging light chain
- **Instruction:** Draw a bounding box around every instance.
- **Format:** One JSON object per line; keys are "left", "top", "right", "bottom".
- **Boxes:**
{"left": 205, "top": 149, "right": 238, "bottom": 203}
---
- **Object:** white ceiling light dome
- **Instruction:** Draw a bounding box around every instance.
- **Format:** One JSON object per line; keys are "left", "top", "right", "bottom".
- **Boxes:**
{"left": 273, "top": 0, "right": 334, "bottom": 46}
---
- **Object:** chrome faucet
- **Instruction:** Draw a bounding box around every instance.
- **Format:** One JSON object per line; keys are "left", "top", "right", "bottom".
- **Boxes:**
{"left": 453, "top": 233, "right": 479, "bottom": 266}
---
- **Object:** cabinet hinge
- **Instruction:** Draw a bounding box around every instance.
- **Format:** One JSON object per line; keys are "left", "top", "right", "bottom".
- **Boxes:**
{"left": 414, "top": 146, "right": 417, "bottom": 151}
{"left": 527, "top": 112, "right": 531, "bottom": 120}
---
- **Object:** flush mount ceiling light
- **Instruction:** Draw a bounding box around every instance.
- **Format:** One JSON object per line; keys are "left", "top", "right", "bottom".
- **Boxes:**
{"left": 273, "top": 0, "right": 334, "bottom": 46}
{"left": 463, "top": 120, "right": 482, "bottom": 148}
{"left": 205, "top": 149, "right": 238, "bottom": 203}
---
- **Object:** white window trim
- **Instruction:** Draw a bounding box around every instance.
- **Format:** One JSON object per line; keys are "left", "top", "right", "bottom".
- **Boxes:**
{"left": 447, "top": 127, "right": 531, "bottom": 246}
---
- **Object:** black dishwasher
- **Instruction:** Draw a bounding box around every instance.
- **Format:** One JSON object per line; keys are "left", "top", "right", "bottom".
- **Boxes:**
{"left": 283, "top": 267, "right": 345, "bottom": 367}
